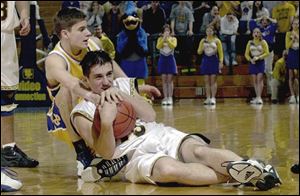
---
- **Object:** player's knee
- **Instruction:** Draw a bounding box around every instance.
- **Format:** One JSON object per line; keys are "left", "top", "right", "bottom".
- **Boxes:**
{"left": 1, "top": 90, "right": 17, "bottom": 116}
{"left": 153, "top": 159, "right": 179, "bottom": 181}
{"left": 193, "top": 146, "right": 207, "bottom": 160}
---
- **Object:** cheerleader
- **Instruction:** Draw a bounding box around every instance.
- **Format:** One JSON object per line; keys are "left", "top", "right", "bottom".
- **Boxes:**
{"left": 285, "top": 17, "right": 299, "bottom": 104}
{"left": 197, "top": 26, "right": 223, "bottom": 105}
{"left": 156, "top": 24, "right": 177, "bottom": 105}
{"left": 245, "top": 28, "right": 269, "bottom": 104}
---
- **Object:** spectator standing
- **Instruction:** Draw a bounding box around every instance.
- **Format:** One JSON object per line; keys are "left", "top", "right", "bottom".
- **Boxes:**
{"left": 245, "top": 28, "right": 269, "bottom": 105}
{"left": 272, "top": 1, "right": 296, "bottom": 58}
{"left": 170, "top": 1, "right": 194, "bottom": 74}
{"left": 61, "top": 1, "right": 80, "bottom": 9}
{"left": 285, "top": 17, "right": 299, "bottom": 104}
{"left": 220, "top": 12, "right": 239, "bottom": 75}
{"left": 200, "top": 6, "right": 220, "bottom": 35}
{"left": 142, "top": 1, "right": 166, "bottom": 36}
{"left": 197, "top": 26, "right": 223, "bottom": 105}
{"left": 80, "top": 1, "right": 93, "bottom": 15}
{"left": 251, "top": 1, "right": 269, "bottom": 19}
{"left": 86, "top": 1, "right": 105, "bottom": 33}
{"left": 193, "top": 1, "right": 216, "bottom": 35}
{"left": 156, "top": 24, "right": 177, "bottom": 106}
{"left": 93, "top": 25, "right": 116, "bottom": 60}
{"left": 102, "top": 1, "right": 122, "bottom": 45}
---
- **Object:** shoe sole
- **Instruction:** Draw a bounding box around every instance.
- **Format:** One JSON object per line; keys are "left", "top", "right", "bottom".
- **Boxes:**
{"left": 227, "top": 161, "right": 263, "bottom": 183}
{"left": 80, "top": 166, "right": 101, "bottom": 182}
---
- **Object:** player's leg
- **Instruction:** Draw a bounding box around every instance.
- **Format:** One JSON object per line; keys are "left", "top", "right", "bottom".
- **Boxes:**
{"left": 150, "top": 156, "right": 229, "bottom": 186}
{"left": 1, "top": 92, "right": 39, "bottom": 168}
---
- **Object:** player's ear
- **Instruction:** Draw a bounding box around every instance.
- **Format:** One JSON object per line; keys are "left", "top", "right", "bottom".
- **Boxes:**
{"left": 61, "top": 29, "right": 69, "bottom": 39}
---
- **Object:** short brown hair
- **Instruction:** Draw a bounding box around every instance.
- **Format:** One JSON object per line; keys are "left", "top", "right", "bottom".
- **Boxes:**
{"left": 53, "top": 8, "right": 86, "bottom": 38}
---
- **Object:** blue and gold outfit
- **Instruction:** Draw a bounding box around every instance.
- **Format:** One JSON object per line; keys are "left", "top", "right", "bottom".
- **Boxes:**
{"left": 46, "top": 39, "right": 100, "bottom": 144}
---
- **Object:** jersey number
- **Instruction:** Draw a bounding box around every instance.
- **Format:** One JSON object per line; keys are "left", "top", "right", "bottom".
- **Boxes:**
{"left": 1, "top": 1, "right": 8, "bottom": 21}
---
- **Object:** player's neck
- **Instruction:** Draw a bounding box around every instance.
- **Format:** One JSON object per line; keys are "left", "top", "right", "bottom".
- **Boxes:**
{"left": 60, "top": 40, "right": 82, "bottom": 57}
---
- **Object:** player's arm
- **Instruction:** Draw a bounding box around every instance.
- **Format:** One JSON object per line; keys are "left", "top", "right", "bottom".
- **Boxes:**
{"left": 15, "top": 1, "right": 30, "bottom": 36}
{"left": 45, "top": 54, "right": 100, "bottom": 105}
{"left": 93, "top": 102, "right": 117, "bottom": 158}
{"left": 119, "top": 89, "right": 156, "bottom": 122}
{"left": 100, "top": 87, "right": 156, "bottom": 122}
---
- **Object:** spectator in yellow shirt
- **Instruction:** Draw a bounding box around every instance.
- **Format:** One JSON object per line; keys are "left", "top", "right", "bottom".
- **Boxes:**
{"left": 93, "top": 24, "right": 116, "bottom": 59}
{"left": 270, "top": 51, "right": 287, "bottom": 104}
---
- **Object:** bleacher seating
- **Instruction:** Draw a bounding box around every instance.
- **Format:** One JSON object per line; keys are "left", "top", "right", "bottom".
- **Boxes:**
{"left": 37, "top": 2, "right": 267, "bottom": 99}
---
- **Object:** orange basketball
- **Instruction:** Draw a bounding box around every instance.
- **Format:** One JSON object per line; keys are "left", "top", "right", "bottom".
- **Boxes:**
{"left": 92, "top": 101, "right": 137, "bottom": 139}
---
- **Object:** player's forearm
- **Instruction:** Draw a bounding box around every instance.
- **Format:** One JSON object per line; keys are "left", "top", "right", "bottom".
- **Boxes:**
{"left": 120, "top": 92, "right": 156, "bottom": 122}
{"left": 16, "top": 1, "right": 30, "bottom": 20}
{"left": 94, "top": 123, "right": 116, "bottom": 159}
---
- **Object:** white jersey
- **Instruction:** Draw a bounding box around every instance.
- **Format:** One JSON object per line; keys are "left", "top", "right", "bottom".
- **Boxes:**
{"left": 70, "top": 77, "right": 207, "bottom": 184}
{"left": 1, "top": 1, "right": 20, "bottom": 90}
{"left": 1, "top": 1, "right": 20, "bottom": 32}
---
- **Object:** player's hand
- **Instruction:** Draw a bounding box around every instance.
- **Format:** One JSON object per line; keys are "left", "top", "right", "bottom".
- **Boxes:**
{"left": 86, "top": 92, "right": 101, "bottom": 106}
{"left": 99, "top": 101, "right": 117, "bottom": 125}
{"left": 19, "top": 17, "right": 30, "bottom": 36}
{"left": 100, "top": 87, "right": 123, "bottom": 106}
{"left": 138, "top": 84, "right": 161, "bottom": 100}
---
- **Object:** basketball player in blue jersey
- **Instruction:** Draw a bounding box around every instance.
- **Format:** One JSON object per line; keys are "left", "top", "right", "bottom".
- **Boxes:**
{"left": 45, "top": 8, "right": 160, "bottom": 179}
{"left": 71, "top": 50, "right": 281, "bottom": 191}
{"left": 1, "top": 1, "right": 38, "bottom": 192}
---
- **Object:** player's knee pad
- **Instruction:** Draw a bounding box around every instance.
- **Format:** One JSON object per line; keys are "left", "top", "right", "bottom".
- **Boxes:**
{"left": 1, "top": 90, "right": 18, "bottom": 116}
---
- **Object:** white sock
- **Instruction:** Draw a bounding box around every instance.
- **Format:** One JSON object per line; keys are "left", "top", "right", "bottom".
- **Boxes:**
{"left": 2, "top": 142, "right": 16, "bottom": 148}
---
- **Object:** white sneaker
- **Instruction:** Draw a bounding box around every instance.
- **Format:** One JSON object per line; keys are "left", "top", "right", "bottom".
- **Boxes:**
{"left": 250, "top": 97, "right": 258, "bottom": 104}
{"left": 226, "top": 159, "right": 264, "bottom": 184}
{"left": 204, "top": 98, "right": 211, "bottom": 105}
{"left": 1, "top": 167, "right": 22, "bottom": 192}
{"left": 289, "top": 95, "right": 297, "bottom": 104}
{"left": 256, "top": 97, "right": 263, "bottom": 104}
{"left": 161, "top": 98, "right": 168, "bottom": 105}
{"left": 210, "top": 97, "right": 216, "bottom": 105}
{"left": 167, "top": 97, "right": 173, "bottom": 105}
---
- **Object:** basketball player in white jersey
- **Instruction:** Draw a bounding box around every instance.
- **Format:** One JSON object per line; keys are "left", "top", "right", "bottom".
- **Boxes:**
{"left": 71, "top": 50, "right": 282, "bottom": 191}
{"left": 1, "top": 1, "right": 38, "bottom": 192}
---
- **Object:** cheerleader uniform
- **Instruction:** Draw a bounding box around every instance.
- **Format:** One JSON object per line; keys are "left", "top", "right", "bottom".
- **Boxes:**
{"left": 245, "top": 39, "right": 269, "bottom": 75}
{"left": 197, "top": 37, "right": 223, "bottom": 75}
{"left": 156, "top": 36, "right": 178, "bottom": 74}
{"left": 286, "top": 31, "right": 299, "bottom": 70}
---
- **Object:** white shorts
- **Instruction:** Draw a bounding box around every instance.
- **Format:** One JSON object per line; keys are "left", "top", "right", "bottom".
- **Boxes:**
{"left": 120, "top": 122, "right": 207, "bottom": 184}
{"left": 1, "top": 31, "right": 19, "bottom": 90}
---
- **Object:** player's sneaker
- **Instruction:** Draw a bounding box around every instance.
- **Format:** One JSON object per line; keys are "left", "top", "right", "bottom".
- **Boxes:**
{"left": 226, "top": 159, "right": 264, "bottom": 184}
{"left": 1, "top": 167, "right": 22, "bottom": 192}
{"left": 204, "top": 98, "right": 211, "bottom": 105}
{"left": 291, "top": 163, "right": 299, "bottom": 174}
{"left": 1, "top": 145, "right": 39, "bottom": 168}
{"left": 289, "top": 95, "right": 297, "bottom": 104}
{"left": 81, "top": 155, "right": 129, "bottom": 182}
{"left": 263, "top": 164, "right": 282, "bottom": 185}
{"left": 161, "top": 98, "right": 168, "bottom": 105}
{"left": 210, "top": 97, "right": 216, "bottom": 105}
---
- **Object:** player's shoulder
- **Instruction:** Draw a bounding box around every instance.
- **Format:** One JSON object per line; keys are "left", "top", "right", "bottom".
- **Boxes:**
{"left": 72, "top": 99, "right": 96, "bottom": 121}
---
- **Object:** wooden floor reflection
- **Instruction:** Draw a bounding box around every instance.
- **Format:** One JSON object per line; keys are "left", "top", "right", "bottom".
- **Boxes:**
{"left": 2, "top": 99, "right": 299, "bottom": 195}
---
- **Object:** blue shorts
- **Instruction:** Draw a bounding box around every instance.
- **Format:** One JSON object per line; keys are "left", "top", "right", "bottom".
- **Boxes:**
{"left": 157, "top": 54, "right": 177, "bottom": 75}
{"left": 47, "top": 100, "right": 71, "bottom": 145}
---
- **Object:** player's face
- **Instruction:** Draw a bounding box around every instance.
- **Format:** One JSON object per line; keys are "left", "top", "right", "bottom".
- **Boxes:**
{"left": 88, "top": 63, "right": 114, "bottom": 94}
{"left": 68, "top": 20, "right": 92, "bottom": 49}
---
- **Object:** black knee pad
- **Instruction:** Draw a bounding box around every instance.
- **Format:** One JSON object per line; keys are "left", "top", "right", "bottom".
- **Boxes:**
{"left": 1, "top": 90, "right": 17, "bottom": 116}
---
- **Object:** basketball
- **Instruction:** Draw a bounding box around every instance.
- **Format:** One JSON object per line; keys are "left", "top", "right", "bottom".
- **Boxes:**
{"left": 92, "top": 101, "right": 137, "bottom": 139}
